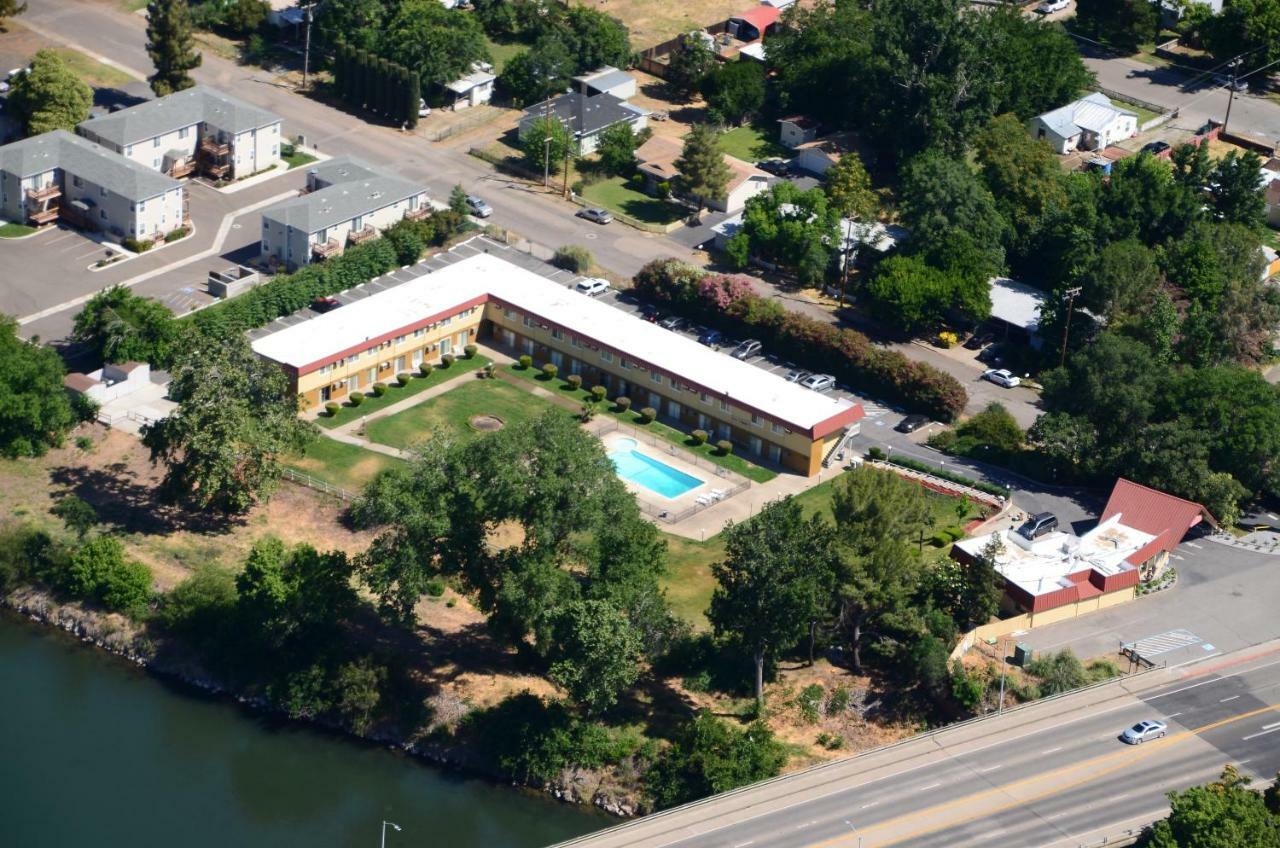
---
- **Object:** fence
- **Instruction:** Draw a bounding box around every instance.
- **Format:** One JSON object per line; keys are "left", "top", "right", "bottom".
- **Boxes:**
{"left": 1095, "top": 86, "right": 1173, "bottom": 120}
{"left": 280, "top": 467, "right": 356, "bottom": 502}
{"left": 584, "top": 416, "right": 752, "bottom": 524}
{"left": 421, "top": 107, "right": 503, "bottom": 143}
{"left": 96, "top": 409, "right": 160, "bottom": 429}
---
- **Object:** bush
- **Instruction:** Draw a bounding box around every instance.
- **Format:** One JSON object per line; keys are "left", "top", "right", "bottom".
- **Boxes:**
{"left": 441, "top": 353, "right": 455, "bottom": 367}
{"left": 396, "top": 372, "right": 412, "bottom": 386}
{"left": 518, "top": 354, "right": 533, "bottom": 370}
{"left": 884, "top": 454, "right": 1010, "bottom": 499}
{"left": 553, "top": 245, "right": 593, "bottom": 273}
{"left": 372, "top": 382, "right": 388, "bottom": 397}
{"left": 164, "top": 226, "right": 191, "bottom": 243}
{"left": 425, "top": 577, "right": 446, "bottom": 597}
{"left": 418, "top": 362, "right": 432, "bottom": 377}
{"left": 691, "top": 429, "right": 708, "bottom": 446}
{"left": 716, "top": 439, "right": 733, "bottom": 456}
{"left": 615, "top": 396, "right": 632, "bottom": 412}
{"left": 122, "top": 237, "right": 154, "bottom": 253}
{"left": 645, "top": 713, "right": 786, "bottom": 810}
{"left": 349, "top": 391, "right": 365, "bottom": 406}
{"left": 464, "top": 344, "right": 477, "bottom": 359}
{"left": 591, "top": 385, "right": 607, "bottom": 402}
{"left": 639, "top": 406, "right": 657, "bottom": 424}
{"left": 324, "top": 401, "right": 340, "bottom": 417}
{"left": 1025, "top": 649, "right": 1087, "bottom": 696}
{"left": 67, "top": 536, "right": 153, "bottom": 618}
{"left": 567, "top": 374, "right": 582, "bottom": 390}
{"left": 867, "top": 446, "right": 886, "bottom": 461}
{"left": 541, "top": 363, "right": 558, "bottom": 380}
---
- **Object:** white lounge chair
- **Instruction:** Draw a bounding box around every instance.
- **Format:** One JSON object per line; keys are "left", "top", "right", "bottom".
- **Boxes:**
{"left": 696, "top": 494, "right": 713, "bottom": 506}
{"left": 710, "top": 488, "right": 727, "bottom": 501}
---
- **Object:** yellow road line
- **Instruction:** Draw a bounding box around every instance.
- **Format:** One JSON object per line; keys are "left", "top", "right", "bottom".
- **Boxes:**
{"left": 807, "top": 703, "right": 1280, "bottom": 848}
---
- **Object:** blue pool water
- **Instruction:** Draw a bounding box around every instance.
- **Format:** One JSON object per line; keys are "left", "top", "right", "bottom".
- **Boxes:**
{"left": 608, "top": 438, "right": 704, "bottom": 499}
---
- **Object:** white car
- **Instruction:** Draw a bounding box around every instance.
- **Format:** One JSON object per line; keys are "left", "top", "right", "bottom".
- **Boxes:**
{"left": 800, "top": 373, "right": 836, "bottom": 392}
{"left": 1036, "top": 0, "right": 1069, "bottom": 13}
{"left": 575, "top": 277, "right": 610, "bottom": 297}
{"left": 418, "top": 98, "right": 431, "bottom": 118}
{"left": 465, "top": 195, "right": 492, "bottom": 218}
{"left": 983, "top": 368, "right": 1021, "bottom": 389}
{"left": 1120, "top": 719, "right": 1167, "bottom": 745}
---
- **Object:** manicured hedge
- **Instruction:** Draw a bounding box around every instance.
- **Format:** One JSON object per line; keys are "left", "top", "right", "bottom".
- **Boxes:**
{"left": 633, "top": 259, "right": 968, "bottom": 421}
{"left": 882, "top": 454, "right": 1010, "bottom": 499}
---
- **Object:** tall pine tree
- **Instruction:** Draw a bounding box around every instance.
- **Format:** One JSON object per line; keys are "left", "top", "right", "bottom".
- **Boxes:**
{"left": 674, "top": 123, "right": 731, "bottom": 216}
{"left": 145, "top": 0, "right": 202, "bottom": 96}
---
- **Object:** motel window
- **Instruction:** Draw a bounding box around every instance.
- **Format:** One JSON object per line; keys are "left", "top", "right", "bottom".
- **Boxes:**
{"left": 720, "top": 399, "right": 729, "bottom": 412}
{"left": 366, "top": 347, "right": 377, "bottom": 356}
{"left": 441, "top": 337, "right": 452, "bottom": 354}
{"left": 571, "top": 337, "right": 583, "bottom": 349}
{"left": 179, "top": 127, "right": 188, "bottom": 139}
{"left": 551, "top": 328, "right": 563, "bottom": 340}
{"left": 414, "top": 328, "right": 425, "bottom": 338}
{"left": 700, "top": 392, "right": 710, "bottom": 404}
{"left": 504, "top": 308, "right": 515, "bottom": 319}
{"left": 772, "top": 423, "right": 784, "bottom": 435}
{"left": 649, "top": 371, "right": 662, "bottom": 384}
{"left": 523, "top": 316, "right": 535, "bottom": 328}
{"left": 620, "top": 358, "right": 630, "bottom": 370}
{"left": 394, "top": 335, "right": 406, "bottom": 344}
{"left": 750, "top": 413, "right": 761, "bottom": 427}
{"left": 441, "top": 316, "right": 452, "bottom": 326}
{"left": 154, "top": 138, "right": 160, "bottom": 148}
{"left": 600, "top": 349, "right": 613, "bottom": 363}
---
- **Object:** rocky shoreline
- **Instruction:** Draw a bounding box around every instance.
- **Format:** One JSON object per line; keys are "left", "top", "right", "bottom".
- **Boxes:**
{"left": 3, "top": 586, "right": 641, "bottom": 819}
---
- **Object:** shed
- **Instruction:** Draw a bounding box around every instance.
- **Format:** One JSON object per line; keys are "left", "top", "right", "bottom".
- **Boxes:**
{"left": 573, "top": 67, "right": 637, "bottom": 101}
{"left": 729, "top": 5, "right": 781, "bottom": 41}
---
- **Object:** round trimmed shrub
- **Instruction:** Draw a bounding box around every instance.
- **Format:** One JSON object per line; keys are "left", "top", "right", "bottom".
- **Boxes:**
{"left": 464, "top": 344, "right": 477, "bottom": 359}
{"left": 396, "top": 372, "right": 412, "bottom": 386}
{"left": 567, "top": 374, "right": 582, "bottom": 390}
{"left": 483, "top": 363, "right": 496, "bottom": 379}
{"left": 867, "top": 446, "right": 886, "bottom": 461}
{"left": 639, "top": 406, "right": 657, "bottom": 424}
{"left": 324, "top": 401, "right": 340, "bottom": 417}
{"left": 615, "top": 396, "right": 632, "bottom": 413}
{"left": 349, "top": 392, "right": 365, "bottom": 407}
{"left": 691, "top": 429, "right": 708, "bottom": 446}
{"left": 372, "top": 382, "right": 388, "bottom": 397}
{"left": 441, "top": 353, "right": 455, "bottom": 367}
{"left": 419, "top": 362, "right": 432, "bottom": 377}
{"left": 542, "top": 363, "right": 558, "bottom": 380}
{"left": 590, "top": 385, "right": 606, "bottom": 402}
{"left": 518, "top": 355, "right": 533, "bottom": 370}
{"left": 716, "top": 439, "right": 733, "bottom": 456}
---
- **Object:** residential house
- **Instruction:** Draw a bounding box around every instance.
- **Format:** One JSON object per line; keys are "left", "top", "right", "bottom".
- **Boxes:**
{"left": 258, "top": 156, "right": 429, "bottom": 270}
{"left": 517, "top": 92, "right": 648, "bottom": 155}
{"left": 0, "top": 129, "right": 185, "bottom": 240}
{"left": 793, "top": 131, "right": 860, "bottom": 177}
{"left": 987, "top": 277, "right": 1046, "bottom": 349}
{"left": 727, "top": 5, "right": 780, "bottom": 42}
{"left": 634, "top": 134, "right": 770, "bottom": 213}
{"left": 778, "top": 116, "right": 819, "bottom": 149}
{"left": 265, "top": 0, "right": 306, "bottom": 27}
{"left": 573, "top": 66, "right": 638, "bottom": 101}
{"left": 444, "top": 62, "right": 496, "bottom": 110}
{"left": 251, "top": 251, "right": 863, "bottom": 475}
{"left": 78, "top": 85, "right": 282, "bottom": 181}
{"left": 1028, "top": 92, "right": 1138, "bottom": 154}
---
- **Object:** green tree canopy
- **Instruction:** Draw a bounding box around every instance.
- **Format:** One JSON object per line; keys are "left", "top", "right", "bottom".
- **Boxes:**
{"left": 72, "top": 285, "right": 178, "bottom": 368}
{"left": 1075, "top": 0, "right": 1160, "bottom": 52}
{"left": 974, "top": 112, "right": 1068, "bottom": 263}
{"left": 8, "top": 49, "right": 93, "bottom": 136}
{"left": 0, "top": 315, "right": 79, "bottom": 458}
{"left": 675, "top": 124, "right": 731, "bottom": 214}
{"left": 597, "top": 121, "right": 642, "bottom": 177}
{"left": 67, "top": 535, "right": 153, "bottom": 617}
{"left": 645, "top": 713, "right": 786, "bottom": 810}
{"left": 901, "top": 150, "right": 1007, "bottom": 273}
{"left": 546, "top": 599, "right": 642, "bottom": 715}
{"left": 497, "top": 37, "right": 574, "bottom": 107}
{"left": 823, "top": 151, "right": 878, "bottom": 221}
{"left": 728, "top": 181, "right": 838, "bottom": 285}
{"left": 1147, "top": 765, "right": 1280, "bottom": 848}
{"left": 521, "top": 115, "right": 574, "bottom": 178}
{"left": 0, "top": 0, "right": 27, "bottom": 33}
{"left": 51, "top": 494, "right": 98, "bottom": 540}
{"left": 700, "top": 59, "right": 766, "bottom": 126}
{"left": 1203, "top": 0, "right": 1280, "bottom": 76}
{"left": 380, "top": 0, "right": 490, "bottom": 87}
{"left": 145, "top": 0, "right": 202, "bottom": 96}
{"left": 665, "top": 35, "right": 715, "bottom": 102}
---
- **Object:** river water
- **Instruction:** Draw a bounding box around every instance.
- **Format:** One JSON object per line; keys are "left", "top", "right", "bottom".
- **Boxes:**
{"left": 0, "top": 612, "right": 607, "bottom": 847}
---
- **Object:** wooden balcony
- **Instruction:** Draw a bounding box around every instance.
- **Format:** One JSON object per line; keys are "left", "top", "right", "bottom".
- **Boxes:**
{"left": 347, "top": 225, "right": 378, "bottom": 245}
{"left": 202, "top": 161, "right": 230, "bottom": 179}
{"left": 26, "top": 184, "right": 61, "bottom": 203}
{"left": 311, "top": 238, "right": 341, "bottom": 260}
{"left": 199, "top": 136, "right": 231, "bottom": 157}
{"left": 27, "top": 205, "right": 60, "bottom": 225}
{"left": 405, "top": 206, "right": 431, "bottom": 221}
{"left": 168, "top": 159, "right": 195, "bottom": 179}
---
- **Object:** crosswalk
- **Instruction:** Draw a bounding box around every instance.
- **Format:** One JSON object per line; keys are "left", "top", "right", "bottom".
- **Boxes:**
{"left": 1124, "top": 628, "right": 1202, "bottom": 658}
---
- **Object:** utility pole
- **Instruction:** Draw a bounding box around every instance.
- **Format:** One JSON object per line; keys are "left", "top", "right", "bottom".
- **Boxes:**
{"left": 997, "top": 643, "right": 1008, "bottom": 714}
{"left": 301, "top": 2, "right": 315, "bottom": 90}
{"left": 1222, "top": 56, "right": 1243, "bottom": 134}
{"left": 541, "top": 99, "right": 552, "bottom": 189}
{"left": 1058, "top": 286, "right": 1082, "bottom": 368}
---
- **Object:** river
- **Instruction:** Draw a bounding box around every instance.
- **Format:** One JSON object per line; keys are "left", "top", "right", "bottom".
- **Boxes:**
{"left": 0, "top": 611, "right": 607, "bottom": 847}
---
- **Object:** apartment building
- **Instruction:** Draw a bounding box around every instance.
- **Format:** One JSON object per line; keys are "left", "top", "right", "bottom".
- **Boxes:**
{"left": 78, "top": 86, "right": 282, "bottom": 181}
{"left": 251, "top": 252, "right": 862, "bottom": 475}
{"left": 0, "top": 129, "right": 185, "bottom": 239}
{"left": 258, "top": 156, "right": 429, "bottom": 269}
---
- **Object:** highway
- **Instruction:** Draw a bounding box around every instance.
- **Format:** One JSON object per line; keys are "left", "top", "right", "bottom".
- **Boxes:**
{"left": 552, "top": 644, "right": 1280, "bottom": 848}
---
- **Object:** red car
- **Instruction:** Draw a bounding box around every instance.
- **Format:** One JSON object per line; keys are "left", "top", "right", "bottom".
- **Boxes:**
{"left": 312, "top": 296, "right": 341, "bottom": 313}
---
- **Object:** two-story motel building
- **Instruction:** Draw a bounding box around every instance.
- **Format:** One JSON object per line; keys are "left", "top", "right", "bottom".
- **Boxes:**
{"left": 251, "top": 252, "right": 863, "bottom": 476}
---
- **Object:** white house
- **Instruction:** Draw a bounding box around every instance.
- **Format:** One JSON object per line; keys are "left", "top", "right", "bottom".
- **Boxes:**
{"left": 444, "top": 63, "right": 496, "bottom": 110}
{"left": 778, "top": 116, "right": 819, "bottom": 149}
{"left": 634, "top": 135, "right": 770, "bottom": 213}
{"left": 1028, "top": 92, "right": 1138, "bottom": 154}
{"left": 792, "top": 131, "right": 859, "bottom": 177}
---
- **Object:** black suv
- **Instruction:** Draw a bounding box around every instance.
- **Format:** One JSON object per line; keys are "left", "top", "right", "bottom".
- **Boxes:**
{"left": 1017, "top": 512, "right": 1059, "bottom": 540}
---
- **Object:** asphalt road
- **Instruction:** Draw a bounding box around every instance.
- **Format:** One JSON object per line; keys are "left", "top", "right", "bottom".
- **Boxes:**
{"left": 550, "top": 645, "right": 1280, "bottom": 848}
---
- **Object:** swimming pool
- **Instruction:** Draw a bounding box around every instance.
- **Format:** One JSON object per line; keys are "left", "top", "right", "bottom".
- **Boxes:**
{"left": 608, "top": 438, "right": 704, "bottom": 499}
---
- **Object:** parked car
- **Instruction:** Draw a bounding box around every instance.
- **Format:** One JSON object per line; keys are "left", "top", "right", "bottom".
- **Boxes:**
{"left": 418, "top": 98, "right": 431, "bottom": 118}
{"left": 895, "top": 414, "right": 931, "bottom": 434}
{"left": 800, "top": 373, "right": 837, "bottom": 392}
{"left": 1212, "top": 74, "right": 1248, "bottom": 93}
{"left": 784, "top": 368, "right": 810, "bottom": 383}
{"left": 698, "top": 328, "right": 725, "bottom": 347}
{"left": 1036, "top": 0, "right": 1069, "bottom": 12}
{"left": 983, "top": 368, "right": 1021, "bottom": 388}
{"left": 658, "top": 315, "right": 686, "bottom": 331}
{"left": 311, "top": 296, "right": 341, "bottom": 313}
{"left": 577, "top": 207, "right": 613, "bottom": 225}
{"left": 1017, "top": 512, "right": 1059, "bottom": 540}
{"left": 1120, "top": 720, "right": 1167, "bottom": 745}
{"left": 756, "top": 158, "right": 791, "bottom": 177}
{"left": 977, "top": 342, "right": 1007, "bottom": 365}
{"left": 1141, "top": 140, "right": 1171, "bottom": 156}
{"left": 639, "top": 304, "right": 661, "bottom": 323}
{"left": 964, "top": 331, "right": 994, "bottom": 351}
{"left": 575, "top": 277, "right": 610, "bottom": 297}
{"left": 730, "top": 339, "right": 763, "bottom": 360}
{"left": 464, "top": 195, "right": 492, "bottom": 218}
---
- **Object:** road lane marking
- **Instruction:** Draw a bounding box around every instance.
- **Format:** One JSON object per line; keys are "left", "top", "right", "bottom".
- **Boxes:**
{"left": 860, "top": 802, "right": 879, "bottom": 809}
{"left": 1242, "top": 724, "right": 1280, "bottom": 741}
{"left": 979, "top": 765, "right": 1001, "bottom": 773}
{"left": 918, "top": 783, "right": 941, "bottom": 791}
{"left": 802, "top": 701, "right": 1280, "bottom": 848}
{"left": 1041, "top": 746, "right": 1063, "bottom": 754}
{"left": 733, "top": 842, "right": 754, "bottom": 847}
{"left": 1221, "top": 695, "right": 1240, "bottom": 702}
{"left": 1165, "top": 712, "right": 1182, "bottom": 718}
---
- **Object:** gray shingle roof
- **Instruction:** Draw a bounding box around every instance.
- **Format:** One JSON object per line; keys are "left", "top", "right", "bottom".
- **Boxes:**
{"left": 522, "top": 92, "right": 642, "bottom": 137}
{"left": 0, "top": 130, "right": 180, "bottom": 201}
{"left": 306, "top": 155, "right": 380, "bottom": 187}
{"left": 262, "top": 162, "right": 425, "bottom": 234}
{"left": 78, "top": 85, "right": 280, "bottom": 147}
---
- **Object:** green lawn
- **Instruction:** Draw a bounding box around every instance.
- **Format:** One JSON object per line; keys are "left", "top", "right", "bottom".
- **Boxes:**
{"left": 0, "top": 223, "right": 36, "bottom": 238}
{"left": 505, "top": 364, "right": 777, "bottom": 483}
{"left": 580, "top": 176, "right": 686, "bottom": 226}
{"left": 285, "top": 437, "right": 405, "bottom": 494}
{"left": 483, "top": 36, "right": 525, "bottom": 75}
{"left": 365, "top": 379, "right": 557, "bottom": 450}
{"left": 52, "top": 48, "right": 136, "bottom": 87}
{"left": 717, "top": 125, "right": 788, "bottom": 163}
{"left": 283, "top": 148, "right": 319, "bottom": 170}
{"left": 318, "top": 355, "right": 490, "bottom": 429}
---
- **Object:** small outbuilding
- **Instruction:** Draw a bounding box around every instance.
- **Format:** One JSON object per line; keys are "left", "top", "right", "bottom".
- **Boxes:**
{"left": 445, "top": 63, "right": 496, "bottom": 111}
{"left": 573, "top": 66, "right": 638, "bottom": 101}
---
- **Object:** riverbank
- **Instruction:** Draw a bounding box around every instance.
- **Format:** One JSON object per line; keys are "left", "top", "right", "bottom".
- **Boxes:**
{"left": 2, "top": 584, "right": 643, "bottom": 818}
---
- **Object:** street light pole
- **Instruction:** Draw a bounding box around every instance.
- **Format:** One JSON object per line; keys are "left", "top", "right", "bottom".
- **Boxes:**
{"left": 845, "top": 819, "right": 863, "bottom": 848}
{"left": 301, "top": 2, "right": 315, "bottom": 91}
{"left": 380, "top": 821, "right": 401, "bottom": 848}
{"left": 1223, "top": 57, "right": 1243, "bottom": 134}
{"left": 1058, "top": 286, "right": 1082, "bottom": 368}
{"left": 997, "top": 640, "right": 1009, "bottom": 714}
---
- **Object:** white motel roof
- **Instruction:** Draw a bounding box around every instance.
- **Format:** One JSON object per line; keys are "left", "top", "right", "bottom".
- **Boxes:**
{"left": 251, "top": 251, "right": 859, "bottom": 434}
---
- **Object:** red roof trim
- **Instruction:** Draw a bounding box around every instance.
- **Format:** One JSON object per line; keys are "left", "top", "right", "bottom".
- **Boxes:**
{"left": 731, "top": 5, "right": 781, "bottom": 32}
